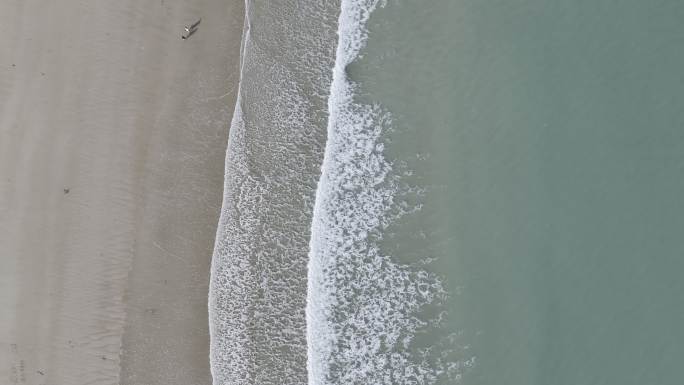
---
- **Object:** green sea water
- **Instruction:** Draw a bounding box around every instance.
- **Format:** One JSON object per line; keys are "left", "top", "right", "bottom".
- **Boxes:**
{"left": 355, "top": 1, "right": 684, "bottom": 383}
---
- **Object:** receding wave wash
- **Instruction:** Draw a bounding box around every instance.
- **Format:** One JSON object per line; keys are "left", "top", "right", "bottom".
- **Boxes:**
{"left": 209, "top": 1, "right": 338, "bottom": 384}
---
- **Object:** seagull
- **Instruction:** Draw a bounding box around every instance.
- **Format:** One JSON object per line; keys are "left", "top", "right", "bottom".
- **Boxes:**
{"left": 181, "top": 18, "right": 201, "bottom": 40}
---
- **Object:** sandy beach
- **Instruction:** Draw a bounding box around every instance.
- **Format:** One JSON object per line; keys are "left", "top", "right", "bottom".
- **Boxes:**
{"left": 0, "top": 0, "right": 243, "bottom": 384}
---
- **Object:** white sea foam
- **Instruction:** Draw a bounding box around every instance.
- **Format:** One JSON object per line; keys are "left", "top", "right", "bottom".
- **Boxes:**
{"left": 306, "top": 1, "right": 449, "bottom": 384}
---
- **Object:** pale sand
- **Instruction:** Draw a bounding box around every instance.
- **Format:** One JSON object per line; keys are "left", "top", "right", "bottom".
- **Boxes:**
{"left": 0, "top": 1, "right": 243, "bottom": 384}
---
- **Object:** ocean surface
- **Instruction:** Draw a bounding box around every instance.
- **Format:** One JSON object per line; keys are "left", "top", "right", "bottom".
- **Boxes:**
{"left": 211, "top": 1, "right": 684, "bottom": 384}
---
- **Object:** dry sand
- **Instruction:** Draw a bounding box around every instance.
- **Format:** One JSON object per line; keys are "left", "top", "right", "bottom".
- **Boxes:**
{"left": 0, "top": 1, "right": 243, "bottom": 384}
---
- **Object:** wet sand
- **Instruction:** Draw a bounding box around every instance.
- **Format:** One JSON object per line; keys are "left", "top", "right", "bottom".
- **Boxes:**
{"left": 0, "top": 0, "right": 243, "bottom": 384}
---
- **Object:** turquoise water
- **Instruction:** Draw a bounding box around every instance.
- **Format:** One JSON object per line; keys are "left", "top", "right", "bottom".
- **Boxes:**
{"left": 356, "top": 0, "right": 684, "bottom": 384}
{"left": 211, "top": 0, "right": 684, "bottom": 384}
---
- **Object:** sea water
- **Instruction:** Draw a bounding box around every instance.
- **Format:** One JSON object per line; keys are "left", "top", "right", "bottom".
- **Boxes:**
{"left": 212, "top": 1, "right": 684, "bottom": 384}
